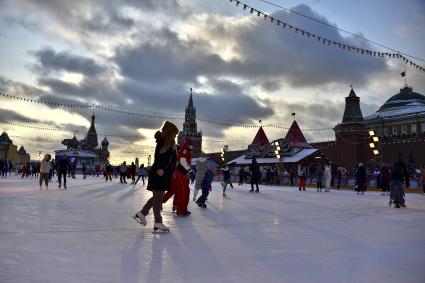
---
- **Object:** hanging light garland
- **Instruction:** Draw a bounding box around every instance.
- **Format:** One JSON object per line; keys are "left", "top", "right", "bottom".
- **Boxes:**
{"left": 0, "top": 92, "right": 335, "bottom": 132}
{"left": 229, "top": 0, "right": 425, "bottom": 73}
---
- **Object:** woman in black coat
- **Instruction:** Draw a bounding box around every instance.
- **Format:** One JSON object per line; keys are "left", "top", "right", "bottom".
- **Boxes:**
{"left": 133, "top": 121, "right": 178, "bottom": 232}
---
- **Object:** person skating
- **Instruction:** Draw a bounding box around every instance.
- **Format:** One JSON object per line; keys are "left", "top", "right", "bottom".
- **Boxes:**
{"left": 196, "top": 163, "right": 214, "bottom": 208}
{"left": 56, "top": 154, "right": 70, "bottom": 189}
{"left": 134, "top": 164, "right": 146, "bottom": 186}
{"left": 133, "top": 121, "right": 178, "bottom": 232}
{"left": 105, "top": 163, "right": 113, "bottom": 181}
{"left": 130, "top": 162, "right": 136, "bottom": 184}
{"left": 162, "top": 136, "right": 192, "bottom": 216}
{"left": 316, "top": 165, "right": 324, "bottom": 192}
{"left": 39, "top": 154, "right": 52, "bottom": 190}
{"left": 82, "top": 163, "right": 86, "bottom": 179}
{"left": 380, "top": 163, "right": 390, "bottom": 195}
{"left": 356, "top": 163, "right": 367, "bottom": 195}
{"left": 119, "top": 162, "right": 127, "bottom": 184}
{"left": 221, "top": 165, "right": 233, "bottom": 197}
{"left": 238, "top": 166, "right": 245, "bottom": 186}
{"left": 193, "top": 157, "right": 208, "bottom": 201}
{"left": 249, "top": 157, "right": 260, "bottom": 192}
{"left": 323, "top": 163, "right": 331, "bottom": 192}
{"left": 299, "top": 168, "right": 306, "bottom": 191}
{"left": 389, "top": 161, "right": 409, "bottom": 208}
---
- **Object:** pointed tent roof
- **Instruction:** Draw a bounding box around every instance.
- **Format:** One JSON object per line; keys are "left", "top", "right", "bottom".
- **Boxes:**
{"left": 188, "top": 92, "right": 194, "bottom": 109}
{"left": 251, "top": 126, "right": 270, "bottom": 145}
{"left": 342, "top": 87, "right": 363, "bottom": 123}
{"left": 102, "top": 136, "right": 109, "bottom": 146}
{"left": 284, "top": 121, "right": 312, "bottom": 149}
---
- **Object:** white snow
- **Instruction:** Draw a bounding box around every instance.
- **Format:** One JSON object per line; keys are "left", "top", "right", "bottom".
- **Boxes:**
{"left": 365, "top": 105, "right": 425, "bottom": 120}
{"left": 1, "top": 175, "right": 425, "bottom": 283}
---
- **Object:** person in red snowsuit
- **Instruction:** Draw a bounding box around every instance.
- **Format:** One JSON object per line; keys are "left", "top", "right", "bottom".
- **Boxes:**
{"left": 162, "top": 137, "right": 192, "bottom": 216}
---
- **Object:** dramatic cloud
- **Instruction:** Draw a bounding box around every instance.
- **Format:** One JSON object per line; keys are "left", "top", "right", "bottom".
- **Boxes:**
{"left": 31, "top": 47, "right": 106, "bottom": 76}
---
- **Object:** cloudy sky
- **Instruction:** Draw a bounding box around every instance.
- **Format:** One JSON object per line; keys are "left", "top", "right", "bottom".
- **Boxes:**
{"left": 0, "top": 0, "right": 424, "bottom": 164}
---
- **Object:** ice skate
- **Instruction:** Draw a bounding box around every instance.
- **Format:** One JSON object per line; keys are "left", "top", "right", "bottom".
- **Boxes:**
{"left": 58, "top": 183, "right": 61, "bottom": 189}
{"left": 153, "top": 222, "right": 169, "bottom": 232}
{"left": 223, "top": 192, "right": 227, "bottom": 197}
{"left": 388, "top": 200, "right": 393, "bottom": 207}
{"left": 255, "top": 190, "right": 259, "bottom": 193}
{"left": 400, "top": 203, "right": 407, "bottom": 208}
{"left": 361, "top": 192, "right": 364, "bottom": 195}
{"left": 132, "top": 211, "right": 147, "bottom": 226}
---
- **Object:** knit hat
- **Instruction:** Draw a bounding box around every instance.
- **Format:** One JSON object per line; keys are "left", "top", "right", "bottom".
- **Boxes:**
{"left": 161, "top": 121, "right": 179, "bottom": 136}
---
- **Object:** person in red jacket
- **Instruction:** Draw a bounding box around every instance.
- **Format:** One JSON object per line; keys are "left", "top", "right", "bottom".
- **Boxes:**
{"left": 162, "top": 137, "right": 192, "bottom": 216}
{"left": 299, "top": 168, "right": 306, "bottom": 191}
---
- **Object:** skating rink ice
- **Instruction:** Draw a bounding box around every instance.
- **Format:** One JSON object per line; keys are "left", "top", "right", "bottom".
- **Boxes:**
{"left": 1, "top": 176, "right": 424, "bottom": 283}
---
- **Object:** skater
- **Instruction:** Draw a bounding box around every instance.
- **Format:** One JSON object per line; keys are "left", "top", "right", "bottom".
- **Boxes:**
{"left": 134, "top": 164, "right": 146, "bottom": 186}
{"left": 316, "top": 164, "right": 324, "bottom": 192}
{"left": 130, "top": 162, "right": 136, "bottom": 184}
{"left": 82, "top": 163, "right": 86, "bottom": 179}
{"left": 39, "top": 154, "right": 52, "bottom": 190}
{"left": 299, "top": 168, "right": 306, "bottom": 191}
{"left": 120, "top": 161, "right": 127, "bottom": 184}
{"left": 162, "top": 136, "right": 192, "bottom": 216}
{"left": 1, "top": 159, "right": 8, "bottom": 179}
{"left": 323, "top": 163, "right": 331, "bottom": 192}
{"left": 133, "top": 121, "right": 178, "bottom": 232}
{"left": 105, "top": 163, "right": 113, "bottom": 181}
{"left": 238, "top": 166, "right": 245, "bottom": 186}
{"left": 249, "top": 157, "right": 260, "bottom": 192}
{"left": 422, "top": 166, "right": 425, "bottom": 195}
{"left": 193, "top": 157, "right": 208, "bottom": 201}
{"left": 356, "top": 163, "right": 367, "bottom": 195}
{"left": 389, "top": 161, "right": 409, "bottom": 208}
{"left": 196, "top": 162, "right": 215, "bottom": 208}
{"left": 56, "top": 154, "right": 70, "bottom": 189}
{"left": 221, "top": 165, "right": 233, "bottom": 196}
{"left": 380, "top": 163, "right": 390, "bottom": 195}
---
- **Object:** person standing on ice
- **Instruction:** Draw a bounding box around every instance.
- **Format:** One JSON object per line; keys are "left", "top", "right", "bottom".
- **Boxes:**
{"left": 249, "top": 157, "right": 260, "bottom": 193}
{"left": 56, "top": 154, "right": 70, "bottom": 189}
{"left": 316, "top": 164, "right": 324, "bottom": 192}
{"left": 238, "top": 166, "right": 245, "bottom": 186}
{"left": 323, "top": 163, "right": 331, "bottom": 192}
{"left": 134, "top": 164, "right": 146, "bottom": 186}
{"left": 119, "top": 162, "right": 127, "bottom": 184}
{"left": 39, "top": 154, "right": 52, "bottom": 190}
{"left": 356, "top": 163, "right": 367, "bottom": 195}
{"left": 130, "top": 162, "right": 136, "bottom": 184}
{"left": 299, "top": 167, "right": 306, "bottom": 191}
{"left": 162, "top": 136, "right": 192, "bottom": 216}
{"left": 221, "top": 165, "right": 233, "bottom": 197}
{"left": 196, "top": 162, "right": 215, "bottom": 208}
{"left": 389, "top": 161, "right": 409, "bottom": 208}
{"left": 193, "top": 157, "right": 208, "bottom": 201}
{"left": 133, "top": 121, "right": 178, "bottom": 232}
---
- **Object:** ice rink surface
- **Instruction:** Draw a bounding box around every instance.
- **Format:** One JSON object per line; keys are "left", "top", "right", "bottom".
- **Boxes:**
{"left": 1, "top": 176, "right": 424, "bottom": 283}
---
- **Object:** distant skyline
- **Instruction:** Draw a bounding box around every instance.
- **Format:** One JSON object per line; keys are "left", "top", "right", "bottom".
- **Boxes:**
{"left": 0, "top": 0, "right": 424, "bottom": 164}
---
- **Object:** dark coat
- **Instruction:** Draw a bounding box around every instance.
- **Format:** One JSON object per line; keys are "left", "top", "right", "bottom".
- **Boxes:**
{"left": 356, "top": 166, "right": 367, "bottom": 185}
{"left": 56, "top": 158, "right": 70, "bottom": 172}
{"left": 147, "top": 140, "right": 177, "bottom": 192}
{"left": 249, "top": 160, "right": 260, "bottom": 181}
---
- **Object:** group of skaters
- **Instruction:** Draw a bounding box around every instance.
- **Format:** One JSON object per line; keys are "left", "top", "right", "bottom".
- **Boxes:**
{"left": 117, "top": 161, "right": 147, "bottom": 185}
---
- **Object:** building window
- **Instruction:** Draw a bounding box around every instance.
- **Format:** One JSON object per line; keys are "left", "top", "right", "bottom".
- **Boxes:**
{"left": 411, "top": 123, "right": 417, "bottom": 134}
{"left": 383, "top": 127, "right": 388, "bottom": 137}
{"left": 402, "top": 124, "right": 408, "bottom": 134}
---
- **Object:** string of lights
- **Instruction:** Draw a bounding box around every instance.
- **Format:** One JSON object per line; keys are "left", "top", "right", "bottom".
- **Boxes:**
{"left": 256, "top": 0, "right": 425, "bottom": 63}
{"left": 229, "top": 0, "right": 425, "bottom": 73}
{"left": 0, "top": 92, "right": 335, "bottom": 132}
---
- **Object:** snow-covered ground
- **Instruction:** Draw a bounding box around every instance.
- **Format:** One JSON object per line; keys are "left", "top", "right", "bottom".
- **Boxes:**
{"left": 0, "top": 175, "right": 424, "bottom": 283}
